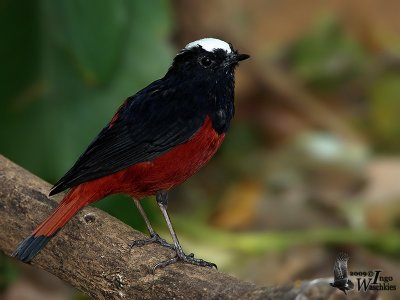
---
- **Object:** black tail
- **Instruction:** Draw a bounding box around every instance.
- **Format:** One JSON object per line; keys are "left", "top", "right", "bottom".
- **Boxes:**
{"left": 13, "top": 187, "right": 83, "bottom": 263}
{"left": 12, "top": 234, "right": 55, "bottom": 263}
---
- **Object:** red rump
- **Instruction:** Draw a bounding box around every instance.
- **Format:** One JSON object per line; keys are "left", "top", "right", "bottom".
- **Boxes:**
{"left": 33, "top": 116, "right": 224, "bottom": 238}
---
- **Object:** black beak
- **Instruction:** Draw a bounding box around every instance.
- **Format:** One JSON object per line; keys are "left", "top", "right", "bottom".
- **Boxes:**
{"left": 236, "top": 53, "right": 250, "bottom": 61}
{"left": 225, "top": 52, "right": 250, "bottom": 67}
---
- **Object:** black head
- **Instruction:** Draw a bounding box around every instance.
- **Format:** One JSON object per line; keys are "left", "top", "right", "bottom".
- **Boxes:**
{"left": 167, "top": 38, "right": 249, "bottom": 81}
{"left": 164, "top": 38, "right": 249, "bottom": 134}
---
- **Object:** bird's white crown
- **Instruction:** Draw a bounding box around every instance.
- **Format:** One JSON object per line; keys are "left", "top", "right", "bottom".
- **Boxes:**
{"left": 185, "top": 38, "right": 232, "bottom": 53}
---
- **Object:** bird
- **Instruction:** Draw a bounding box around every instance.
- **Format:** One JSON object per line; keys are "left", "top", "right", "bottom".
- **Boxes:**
{"left": 330, "top": 252, "right": 354, "bottom": 295}
{"left": 12, "top": 38, "right": 249, "bottom": 269}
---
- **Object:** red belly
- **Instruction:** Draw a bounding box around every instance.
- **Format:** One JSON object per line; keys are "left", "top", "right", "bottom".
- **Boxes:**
{"left": 68, "top": 116, "right": 224, "bottom": 202}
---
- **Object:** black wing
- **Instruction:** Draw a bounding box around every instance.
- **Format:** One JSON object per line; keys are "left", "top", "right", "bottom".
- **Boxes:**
{"left": 333, "top": 252, "right": 350, "bottom": 281}
{"left": 50, "top": 80, "right": 208, "bottom": 195}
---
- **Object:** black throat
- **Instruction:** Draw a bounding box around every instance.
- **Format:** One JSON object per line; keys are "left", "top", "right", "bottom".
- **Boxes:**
{"left": 208, "top": 71, "right": 235, "bottom": 134}
{"left": 164, "top": 68, "right": 235, "bottom": 135}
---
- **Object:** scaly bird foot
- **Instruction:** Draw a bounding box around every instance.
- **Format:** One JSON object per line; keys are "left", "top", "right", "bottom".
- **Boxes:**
{"left": 152, "top": 248, "right": 217, "bottom": 272}
{"left": 129, "top": 233, "right": 175, "bottom": 251}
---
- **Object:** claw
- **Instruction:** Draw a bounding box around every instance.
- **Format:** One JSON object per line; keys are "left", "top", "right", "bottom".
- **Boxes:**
{"left": 129, "top": 233, "right": 175, "bottom": 251}
{"left": 152, "top": 248, "right": 217, "bottom": 271}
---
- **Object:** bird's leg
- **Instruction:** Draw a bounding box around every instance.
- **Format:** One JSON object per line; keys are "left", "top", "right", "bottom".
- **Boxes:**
{"left": 152, "top": 191, "right": 217, "bottom": 271}
{"left": 129, "top": 198, "right": 175, "bottom": 250}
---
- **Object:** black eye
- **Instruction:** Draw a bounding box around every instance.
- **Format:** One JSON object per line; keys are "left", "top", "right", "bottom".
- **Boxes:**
{"left": 200, "top": 56, "right": 213, "bottom": 67}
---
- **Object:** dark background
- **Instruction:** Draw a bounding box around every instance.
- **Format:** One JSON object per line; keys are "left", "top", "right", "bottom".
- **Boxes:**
{"left": 1, "top": 0, "right": 399, "bottom": 299}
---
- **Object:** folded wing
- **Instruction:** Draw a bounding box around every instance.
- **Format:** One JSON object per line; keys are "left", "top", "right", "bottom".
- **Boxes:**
{"left": 50, "top": 81, "right": 207, "bottom": 195}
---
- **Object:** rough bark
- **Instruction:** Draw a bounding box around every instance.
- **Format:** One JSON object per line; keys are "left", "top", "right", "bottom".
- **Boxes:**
{"left": 0, "top": 154, "right": 377, "bottom": 299}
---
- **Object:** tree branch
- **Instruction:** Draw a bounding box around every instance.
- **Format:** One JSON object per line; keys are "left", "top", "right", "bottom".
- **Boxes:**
{"left": 0, "top": 155, "right": 376, "bottom": 299}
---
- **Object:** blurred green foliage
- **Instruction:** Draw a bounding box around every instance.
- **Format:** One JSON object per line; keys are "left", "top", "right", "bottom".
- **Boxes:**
{"left": 286, "top": 16, "right": 366, "bottom": 90}
{"left": 285, "top": 16, "right": 400, "bottom": 152}
{"left": 0, "top": 253, "right": 19, "bottom": 292}
{"left": 369, "top": 73, "right": 400, "bottom": 151}
{"left": 0, "top": 0, "right": 173, "bottom": 228}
